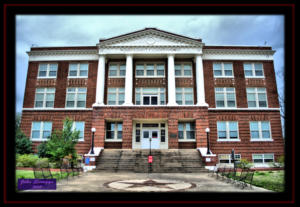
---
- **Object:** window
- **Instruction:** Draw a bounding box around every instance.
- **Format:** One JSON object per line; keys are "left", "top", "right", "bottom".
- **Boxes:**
{"left": 38, "top": 63, "right": 58, "bottom": 78}
{"left": 135, "top": 123, "right": 141, "bottom": 142}
{"left": 34, "top": 88, "right": 55, "bottom": 108}
{"left": 244, "top": 63, "right": 264, "bottom": 77}
{"left": 68, "top": 63, "right": 89, "bottom": 78}
{"left": 31, "top": 121, "right": 52, "bottom": 140}
{"left": 252, "top": 154, "right": 274, "bottom": 163}
{"left": 135, "top": 63, "right": 165, "bottom": 77}
{"left": 107, "top": 88, "right": 125, "bottom": 105}
{"left": 108, "top": 63, "right": 126, "bottom": 77}
{"left": 106, "top": 122, "right": 122, "bottom": 140}
{"left": 175, "top": 63, "right": 192, "bottom": 77}
{"left": 66, "top": 88, "right": 87, "bottom": 108}
{"left": 217, "top": 121, "right": 239, "bottom": 140}
{"left": 176, "top": 88, "right": 194, "bottom": 105}
{"left": 215, "top": 88, "right": 236, "bottom": 108}
{"left": 135, "top": 88, "right": 165, "bottom": 105}
{"left": 178, "top": 122, "right": 195, "bottom": 140}
{"left": 250, "top": 121, "right": 272, "bottom": 140}
{"left": 247, "top": 88, "right": 268, "bottom": 108}
{"left": 219, "top": 154, "right": 241, "bottom": 164}
{"left": 72, "top": 122, "right": 85, "bottom": 141}
{"left": 213, "top": 62, "right": 233, "bottom": 77}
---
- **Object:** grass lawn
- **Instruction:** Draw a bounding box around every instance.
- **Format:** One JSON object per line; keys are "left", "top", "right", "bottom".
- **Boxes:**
{"left": 229, "top": 170, "right": 284, "bottom": 192}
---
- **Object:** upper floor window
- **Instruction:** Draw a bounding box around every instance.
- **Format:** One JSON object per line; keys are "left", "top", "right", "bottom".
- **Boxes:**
{"left": 38, "top": 63, "right": 58, "bottom": 78}
{"left": 176, "top": 88, "right": 194, "bottom": 105}
{"left": 246, "top": 88, "right": 268, "bottom": 108}
{"left": 135, "top": 88, "right": 165, "bottom": 105}
{"left": 34, "top": 88, "right": 55, "bottom": 108}
{"left": 217, "top": 121, "right": 239, "bottom": 141}
{"left": 175, "top": 63, "right": 193, "bottom": 77}
{"left": 244, "top": 63, "right": 264, "bottom": 77}
{"left": 215, "top": 87, "right": 236, "bottom": 108}
{"left": 107, "top": 88, "right": 125, "bottom": 105}
{"left": 252, "top": 154, "right": 274, "bottom": 163}
{"left": 66, "top": 87, "right": 87, "bottom": 108}
{"left": 250, "top": 121, "right": 272, "bottom": 141}
{"left": 213, "top": 62, "right": 233, "bottom": 77}
{"left": 108, "top": 63, "right": 126, "bottom": 77}
{"left": 178, "top": 122, "right": 195, "bottom": 140}
{"left": 106, "top": 122, "right": 122, "bottom": 140}
{"left": 31, "top": 121, "right": 52, "bottom": 141}
{"left": 135, "top": 63, "right": 165, "bottom": 77}
{"left": 68, "top": 63, "right": 89, "bottom": 78}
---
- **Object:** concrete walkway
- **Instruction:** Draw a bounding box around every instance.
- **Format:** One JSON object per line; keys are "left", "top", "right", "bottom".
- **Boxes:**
{"left": 26, "top": 171, "right": 271, "bottom": 192}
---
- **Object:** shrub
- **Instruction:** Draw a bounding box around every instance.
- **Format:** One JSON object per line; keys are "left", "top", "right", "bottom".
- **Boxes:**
{"left": 37, "top": 142, "right": 50, "bottom": 158}
{"left": 35, "top": 158, "right": 49, "bottom": 168}
{"left": 236, "top": 159, "right": 253, "bottom": 169}
{"left": 16, "top": 130, "right": 33, "bottom": 154}
{"left": 17, "top": 154, "right": 38, "bottom": 167}
{"left": 46, "top": 118, "right": 80, "bottom": 164}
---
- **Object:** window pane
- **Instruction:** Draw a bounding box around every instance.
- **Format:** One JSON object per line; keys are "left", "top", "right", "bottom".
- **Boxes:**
{"left": 218, "top": 131, "right": 226, "bottom": 139}
{"left": 77, "top": 101, "right": 86, "bottom": 107}
{"left": 151, "top": 96, "right": 158, "bottom": 105}
{"left": 35, "top": 93, "right": 44, "bottom": 101}
{"left": 230, "top": 131, "right": 238, "bottom": 139}
{"left": 32, "top": 122, "right": 41, "bottom": 130}
{"left": 217, "top": 122, "right": 226, "bottom": 131}
{"left": 224, "top": 63, "right": 232, "bottom": 70}
{"left": 259, "top": 101, "right": 267, "bottom": 107}
{"left": 253, "top": 154, "right": 263, "bottom": 159}
{"left": 143, "top": 96, "right": 150, "bottom": 105}
{"left": 39, "top": 71, "right": 47, "bottom": 77}
{"left": 178, "top": 123, "right": 184, "bottom": 131}
{"left": 247, "top": 93, "right": 256, "bottom": 101}
{"left": 67, "top": 88, "right": 76, "bottom": 92}
{"left": 258, "top": 93, "right": 266, "bottom": 101}
{"left": 215, "top": 93, "right": 224, "bottom": 101}
{"left": 117, "top": 131, "right": 122, "bottom": 139}
{"left": 143, "top": 131, "right": 149, "bottom": 138}
{"left": 250, "top": 122, "right": 259, "bottom": 130}
{"left": 32, "top": 131, "right": 40, "bottom": 139}
{"left": 245, "top": 71, "right": 253, "bottom": 76}
{"left": 117, "top": 123, "right": 122, "bottom": 131}
{"left": 186, "top": 131, "right": 195, "bottom": 139}
{"left": 67, "top": 94, "right": 75, "bottom": 101}
{"left": 35, "top": 101, "right": 43, "bottom": 107}
{"left": 66, "top": 101, "right": 75, "bottom": 107}
{"left": 213, "top": 63, "right": 222, "bottom": 70}
{"left": 106, "top": 131, "right": 114, "bottom": 139}
{"left": 49, "top": 71, "right": 57, "bottom": 77}
{"left": 185, "top": 93, "right": 193, "bottom": 101}
{"left": 244, "top": 64, "right": 252, "bottom": 70}
{"left": 224, "top": 70, "right": 233, "bottom": 76}
{"left": 254, "top": 63, "right": 263, "bottom": 70}
{"left": 77, "top": 93, "right": 86, "bottom": 101}
{"left": 46, "top": 93, "right": 54, "bottom": 101}
{"left": 80, "top": 70, "right": 88, "bottom": 76}
{"left": 216, "top": 101, "right": 225, "bottom": 107}
{"left": 229, "top": 122, "right": 238, "bottom": 131}
{"left": 43, "top": 131, "right": 51, "bottom": 139}
{"left": 214, "top": 70, "right": 222, "bottom": 76}
{"left": 178, "top": 131, "right": 184, "bottom": 139}
{"left": 146, "top": 65, "right": 154, "bottom": 76}
{"left": 75, "top": 122, "right": 84, "bottom": 131}
{"left": 251, "top": 131, "right": 259, "bottom": 138}
{"left": 262, "top": 131, "right": 270, "bottom": 138}
{"left": 184, "top": 64, "right": 192, "bottom": 76}
{"left": 80, "top": 63, "right": 88, "bottom": 71}
{"left": 255, "top": 70, "right": 263, "bottom": 76}
{"left": 264, "top": 154, "right": 273, "bottom": 159}
{"left": 45, "top": 101, "right": 54, "bottom": 107}
{"left": 261, "top": 122, "right": 270, "bottom": 130}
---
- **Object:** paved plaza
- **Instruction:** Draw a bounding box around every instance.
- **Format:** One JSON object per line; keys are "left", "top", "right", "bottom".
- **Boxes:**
{"left": 24, "top": 171, "right": 271, "bottom": 192}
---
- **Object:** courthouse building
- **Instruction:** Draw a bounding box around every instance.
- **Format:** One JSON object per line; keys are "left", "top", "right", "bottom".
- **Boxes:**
{"left": 20, "top": 28, "right": 284, "bottom": 168}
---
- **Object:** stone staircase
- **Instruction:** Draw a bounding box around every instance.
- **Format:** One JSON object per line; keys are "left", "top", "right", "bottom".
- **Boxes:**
{"left": 95, "top": 149, "right": 208, "bottom": 173}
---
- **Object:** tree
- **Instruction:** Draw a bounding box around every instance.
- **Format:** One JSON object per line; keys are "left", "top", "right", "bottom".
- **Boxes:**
{"left": 15, "top": 112, "right": 33, "bottom": 154}
{"left": 46, "top": 118, "right": 80, "bottom": 165}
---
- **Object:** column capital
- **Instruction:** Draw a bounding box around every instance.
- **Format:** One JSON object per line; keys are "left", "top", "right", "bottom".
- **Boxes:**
{"left": 125, "top": 54, "right": 133, "bottom": 58}
{"left": 167, "top": 54, "right": 175, "bottom": 58}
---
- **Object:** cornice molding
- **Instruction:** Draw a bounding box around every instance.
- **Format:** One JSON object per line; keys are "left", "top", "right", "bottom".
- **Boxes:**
{"left": 203, "top": 49, "right": 275, "bottom": 56}
{"left": 27, "top": 49, "right": 98, "bottom": 56}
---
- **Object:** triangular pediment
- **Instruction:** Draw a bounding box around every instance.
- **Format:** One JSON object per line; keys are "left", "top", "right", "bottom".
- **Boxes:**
{"left": 99, "top": 28, "right": 203, "bottom": 47}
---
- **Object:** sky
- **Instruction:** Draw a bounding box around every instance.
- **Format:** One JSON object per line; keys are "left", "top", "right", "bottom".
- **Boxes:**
{"left": 16, "top": 15, "right": 285, "bottom": 131}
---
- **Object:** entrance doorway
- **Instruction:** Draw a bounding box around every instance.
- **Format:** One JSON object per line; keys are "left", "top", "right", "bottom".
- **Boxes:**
{"left": 141, "top": 130, "right": 160, "bottom": 149}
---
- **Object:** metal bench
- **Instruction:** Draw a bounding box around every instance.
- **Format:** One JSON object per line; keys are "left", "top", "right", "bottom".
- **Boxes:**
{"left": 33, "top": 167, "right": 44, "bottom": 179}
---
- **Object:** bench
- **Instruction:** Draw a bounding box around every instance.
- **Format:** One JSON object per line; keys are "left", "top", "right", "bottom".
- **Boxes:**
{"left": 33, "top": 167, "right": 44, "bottom": 179}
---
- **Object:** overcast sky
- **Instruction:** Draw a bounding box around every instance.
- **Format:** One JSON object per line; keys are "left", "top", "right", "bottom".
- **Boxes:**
{"left": 16, "top": 15, "right": 284, "bottom": 115}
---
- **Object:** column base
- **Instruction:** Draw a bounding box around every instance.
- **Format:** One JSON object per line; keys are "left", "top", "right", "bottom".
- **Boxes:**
{"left": 167, "top": 103, "right": 179, "bottom": 106}
{"left": 122, "top": 103, "right": 134, "bottom": 106}
{"left": 92, "top": 102, "right": 105, "bottom": 107}
{"left": 195, "top": 102, "right": 209, "bottom": 107}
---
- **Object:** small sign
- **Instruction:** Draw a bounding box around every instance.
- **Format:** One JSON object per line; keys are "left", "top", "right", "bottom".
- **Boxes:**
{"left": 85, "top": 157, "right": 90, "bottom": 164}
{"left": 90, "top": 157, "right": 95, "bottom": 162}
{"left": 18, "top": 179, "right": 56, "bottom": 190}
{"left": 206, "top": 158, "right": 211, "bottom": 162}
{"left": 148, "top": 156, "right": 153, "bottom": 163}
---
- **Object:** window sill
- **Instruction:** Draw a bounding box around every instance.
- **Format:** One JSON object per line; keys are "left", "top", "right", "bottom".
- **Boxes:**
{"left": 250, "top": 139, "right": 273, "bottom": 142}
{"left": 178, "top": 139, "right": 196, "bottom": 142}
{"left": 67, "top": 76, "right": 88, "bottom": 79}
{"left": 37, "top": 77, "right": 57, "bottom": 79}
{"left": 245, "top": 76, "right": 265, "bottom": 79}
{"left": 31, "top": 139, "right": 49, "bottom": 142}
{"left": 217, "top": 139, "right": 241, "bottom": 142}
{"left": 108, "top": 76, "right": 125, "bottom": 78}
{"left": 175, "top": 76, "right": 193, "bottom": 78}
{"left": 135, "top": 76, "right": 165, "bottom": 78}
{"left": 105, "top": 139, "right": 123, "bottom": 142}
{"left": 213, "top": 76, "right": 234, "bottom": 78}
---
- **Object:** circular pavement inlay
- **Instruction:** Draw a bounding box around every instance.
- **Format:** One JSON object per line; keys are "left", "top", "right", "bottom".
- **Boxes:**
{"left": 104, "top": 179, "right": 196, "bottom": 192}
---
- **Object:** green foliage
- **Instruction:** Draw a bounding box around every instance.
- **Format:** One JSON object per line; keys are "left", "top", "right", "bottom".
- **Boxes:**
{"left": 15, "top": 130, "right": 33, "bottom": 154}
{"left": 236, "top": 159, "right": 253, "bottom": 169}
{"left": 35, "top": 158, "right": 49, "bottom": 168}
{"left": 37, "top": 142, "right": 50, "bottom": 158}
{"left": 46, "top": 117, "right": 80, "bottom": 165}
{"left": 16, "top": 154, "right": 39, "bottom": 167}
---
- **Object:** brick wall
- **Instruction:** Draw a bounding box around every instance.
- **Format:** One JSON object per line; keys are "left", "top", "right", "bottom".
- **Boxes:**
{"left": 23, "top": 61, "right": 97, "bottom": 109}
{"left": 20, "top": 110, "right": 93, "bottom": 155}
{"left": 203, "top": 60, "right": 280, "bottom": 108}
{"left": 208, "top": 110, "right": 284, "bottom": 162}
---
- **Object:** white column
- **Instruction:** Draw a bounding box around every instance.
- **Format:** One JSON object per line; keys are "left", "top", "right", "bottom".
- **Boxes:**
{"left": 195, "top": 54, "right": 208, "bottom": 106}
{"left": 167, "top": 54, "right": 177, "bottom": 106}
{"left": 124, "top": 54, "right": 133, "bottom": 105}
{"left": 93, "top": 55, "right": 106, "bottom": 106}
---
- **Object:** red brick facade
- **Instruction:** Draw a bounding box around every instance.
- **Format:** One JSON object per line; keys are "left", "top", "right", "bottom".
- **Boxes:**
{"left": 20, "top": 43, "right": 284, "bottom": 166}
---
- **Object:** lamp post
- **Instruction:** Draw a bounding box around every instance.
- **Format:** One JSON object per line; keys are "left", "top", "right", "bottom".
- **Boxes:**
{"left": 205, "top": 128, "right": 211, "bottom": 155}
{"left": 91, "top": 128, "right": 96, "bottom": 154}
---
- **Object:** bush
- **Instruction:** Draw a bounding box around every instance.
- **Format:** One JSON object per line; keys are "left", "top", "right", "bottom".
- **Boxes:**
{"left": 16, "top": 130, "right": 33, "bottom": 154}
{"left": 35, "top": 158, "right": 49, "bottom": 168}
{"left": 236, "top": 159, "right": 253, "bottom": 169}
{"left": 37, "top": 142, "right": 50, "bottom": 158}
{"left": 46, "top": 118, "right": 80, "bottom": 164}
{"left": 16, "top": 154, "right": 38, "bottom": 167}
